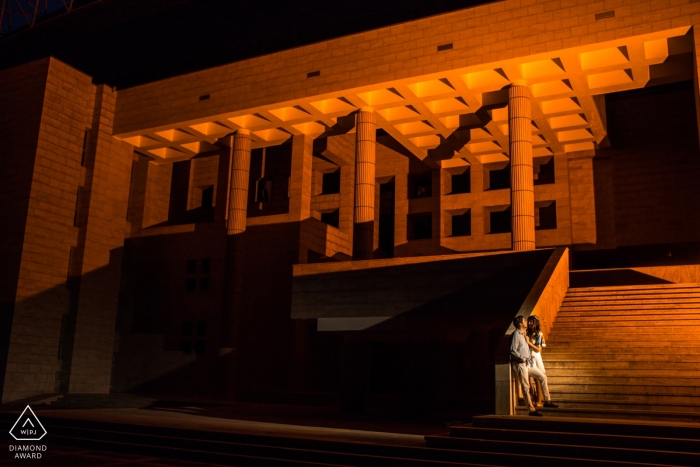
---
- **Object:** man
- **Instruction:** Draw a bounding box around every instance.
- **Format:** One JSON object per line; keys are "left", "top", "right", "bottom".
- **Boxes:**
{"left": 510, "top": 315, "right": 558, "bottom": 416}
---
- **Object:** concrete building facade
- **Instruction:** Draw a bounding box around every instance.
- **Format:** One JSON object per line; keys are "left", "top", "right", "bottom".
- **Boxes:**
{"left": 2, "top": 0, "right": 700, "bottom": 412}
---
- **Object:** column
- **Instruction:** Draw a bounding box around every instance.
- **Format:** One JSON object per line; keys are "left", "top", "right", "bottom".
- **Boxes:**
{"left": 509, "top": 82, "right": 535, "bottom": 251}
{"left": 353, "top": 108, "right": 376, "bottom": 260}
{"left": 226, "top": 129, "right": 252, "bottom": 234}
{"left": 220, "top": 130, "right": 252, "bottom": 396}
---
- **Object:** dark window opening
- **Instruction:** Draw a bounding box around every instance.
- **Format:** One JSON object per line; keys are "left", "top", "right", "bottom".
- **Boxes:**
{"left": 452, "top": 211, "right": 471, "bottom": 237}
{"left": 490, "top": 208, "right": 512, "bottom": 234}
{"left": 182, "top": 321, "right": 193, "bottom": 336}
{"left": 200, "top": 258, "right": 211, "bottom": 274}
{"left": 489, "top": 165, "right": 510, "bottom": 190}
{"left": 321, "top": 170, "right": 341, "bottom": 194}
{"left": 536, "top": 201, "right": 557, "bottom": 230}
{"left": 534, "top": 158, "right": 555, "bottom": 185}
{"left": 256, "top": 178, "right": 272, "bottom": 202}
{"left": 408, "top": 172, "right": 432, "bottom": 198}
{"left": 186, "top": 259, "right": 197, "bottom": 274}
{"left": 201, "top": 186, "right": 214, "bottom": 208}
{"left": 196, "top": 321, "right": 207, "bottom": 336}
{"left": 180, "top": 340, "right": 192, "bottom": 354}
{"left": 73, "top": 187, "right": 82, "bottom": 226}
{"left": 195, "top": 340, "right": 207, "bottom": 355}
{"left": 199, "top": 277, "right": 210, "bottom": 291}
{"left": 81, "top": 130, "right": 88, "bottom": 167}
{"left": 378, "top": 181, "right": 395, "bottom": 258}
{"left": 451, "top": 170, "right": 471, "bottom": 194}
{"left": 408, "top": 213, "right": 432, "bottom": 240}
{"left": 320, "top": 210, "right": 339, "bottom": 228}
{"left": 185, "top": 278, "right": 197, "bottom": 291}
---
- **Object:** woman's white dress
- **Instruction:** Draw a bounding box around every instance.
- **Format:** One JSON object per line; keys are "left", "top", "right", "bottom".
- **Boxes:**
{"left": 529, "top": 331, "right": 546, "bottom": 373}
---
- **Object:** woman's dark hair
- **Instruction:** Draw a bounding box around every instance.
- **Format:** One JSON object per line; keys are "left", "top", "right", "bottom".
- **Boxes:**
{"left": 527, "top": 315, "right": 541, "bottom": 342}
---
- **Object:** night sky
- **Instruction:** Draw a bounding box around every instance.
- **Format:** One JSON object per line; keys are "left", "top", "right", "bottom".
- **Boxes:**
{"left": 0, "top": 0, "right": 495, "bottom": 88}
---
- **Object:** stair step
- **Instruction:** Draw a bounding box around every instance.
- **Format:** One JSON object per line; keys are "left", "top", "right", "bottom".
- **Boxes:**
{"left": 547, "top": 376, "right": 700, "bottom": 385}
{"left": 424, "top": 432, "right": 699, "bottom": 466}
{"left": 550, "top": 392, "right": 700, "bottom": 405}
{"left": 564, "top": 292, "right": 700, "bottom": 299}
{"left": 548, "top": 331, "right": 700, "bottom": 338}
{"left": 553, "top": 313, "right": 700, "bottom": 331}
{"left": 561, "top": 302, "right": 700, "bottom": 309}
{"left": 544, "top": 353, "right": 700, "bottom": 361}
{"left": 473, "top": 414, "right": 700, "bottom": 437}
{"left": 554, "top": 314, "right": 700, "bottom": 320}
{"left": 548, "top": 384, "right": 700, "bottom": 396}
{"left": 559, "top": 304, "right": 700, "bottom": 311}
{"left": 543, "top": 341, "right": 700, "bottom": 347}
{"left": 547, "top": 399, "right": 700, "bottom": 413}
{"left": 546, "top": 368, "right": 700, "bottom": 378}
{"left": 568, "top": 284, "right": 700, "bottom": 292}
{"left": 513, "top": 406, "right": 700, "bottom": 423}
{"left": 445, "top": 425, "right": 700, "bottom": 453}
{"left": 545, "top": 361, "right": 700, "bottom": 370}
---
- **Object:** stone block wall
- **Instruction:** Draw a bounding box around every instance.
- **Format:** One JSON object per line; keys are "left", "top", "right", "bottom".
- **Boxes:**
{"left": 1, "top": 58, "right": 94, "bottom": 402}
{"left": 0, "top": 58, "right": 134, "bottom": 402}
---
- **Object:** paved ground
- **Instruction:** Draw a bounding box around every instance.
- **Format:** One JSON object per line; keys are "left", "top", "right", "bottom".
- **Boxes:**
{"left": 0, "top": 400, "right": 443, "bottom": 465}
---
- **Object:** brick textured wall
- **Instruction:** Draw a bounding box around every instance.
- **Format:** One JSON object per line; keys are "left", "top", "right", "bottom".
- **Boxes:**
{"left": 605, "top": 81, "right": 700, "bottom": 247}
{"left": 1, "top": 58, "right": 94, "bottom": 402}
{"left": 0, "top": 59, "right": 51, "bottom": 401}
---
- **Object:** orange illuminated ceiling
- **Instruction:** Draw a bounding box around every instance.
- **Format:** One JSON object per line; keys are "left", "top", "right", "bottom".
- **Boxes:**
{"left": 116, "top": 27, "right": 692, "bottom": 165}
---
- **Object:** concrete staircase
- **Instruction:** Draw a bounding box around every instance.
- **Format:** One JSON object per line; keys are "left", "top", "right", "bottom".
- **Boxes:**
{"left": 520, "top": 283, "right": 700, "bottom": 422}
{"left": 426, "top": 415, "right": 700, "bottom": 466}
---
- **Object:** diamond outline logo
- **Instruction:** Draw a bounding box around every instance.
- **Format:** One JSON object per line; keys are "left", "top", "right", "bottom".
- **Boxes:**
{"left": 9, "top": 406, "right": 47, "bottom": 441}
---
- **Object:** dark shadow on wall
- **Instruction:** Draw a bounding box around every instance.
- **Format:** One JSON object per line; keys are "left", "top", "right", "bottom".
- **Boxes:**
{"left": 292, "top": 249, "right": 554, "bottom": 416}
{"left": 0, "top": 247, "right": 125, "bottom": 403}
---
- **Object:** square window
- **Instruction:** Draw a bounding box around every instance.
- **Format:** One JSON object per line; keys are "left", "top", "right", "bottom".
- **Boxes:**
{"left": 201, "top": 186, "right": 214, "bottom": 208}
{"left": 408, "top": 213, "right": 432, "bottom": 240}
{"left": 186, "top": 259, "right": 197, "bottom": 274}
{"left": 451, "top": 211, "right": 471, "bottom": 236}
{"left": 320, "top": 210, "right": 339, "bottom": 228}
{"left": 200, "top": 277, "right": 210, "bottom": 291}
{"left": 196, "top": 321, "right": 207, "bottom": 336}
{"left": 185, "top": 278, "right": 197, "bottom": 291}
{"left": 182, "top": 321, "right": 193, "bottom": 336}
{"left": 534, "top": 158, "right": 555, "bottom": 185}
{"left": 195, "top": 341, "right": 207, "bottom": 355}
{"left": 256, "top": 178, "right": 272, "bottom": 202}
{"left": 488, "top": 165, "right": 510, "bottom": 190}
{"left": 536, "top": 201, "right": 557, "bottom": 230}
{"left": 180, "top": 340, "right": 192, "bottom": 354}
{"left": 201, "top": 258, "right": 211, "bottom": 274}
{"left": 321, "top": 170, "right": 341, "bottom": 195}
{"left": 451, "top": 171, "right": 470, "bottom": 194}
{"left": 408, "top": 172, "right": 432, "bottom": 199}
{"left": 489, "top": 208, "right": 512, "bottom": 234}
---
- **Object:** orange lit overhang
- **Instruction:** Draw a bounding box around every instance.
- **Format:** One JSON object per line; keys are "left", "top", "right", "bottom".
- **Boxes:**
{"left": 114, "top": 27, "right": 692, "bottom": 165}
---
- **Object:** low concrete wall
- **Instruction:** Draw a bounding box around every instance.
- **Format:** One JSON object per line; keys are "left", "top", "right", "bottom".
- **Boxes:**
{"left": 495, "top": 247, "right": 569, "bottom": 415}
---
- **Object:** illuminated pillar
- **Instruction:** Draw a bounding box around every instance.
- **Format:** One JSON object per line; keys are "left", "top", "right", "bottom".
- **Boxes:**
{"left": 509, "top": 82, "right": 535, "bottom": 251}
{"left": 220, "top": 130, "right": 251, "bottom": 396}
{"left": 226, "top": 129, "right": 252, "bottom": 235}
{"left": 353, "top": 108, "right": 376, "bottom": 260}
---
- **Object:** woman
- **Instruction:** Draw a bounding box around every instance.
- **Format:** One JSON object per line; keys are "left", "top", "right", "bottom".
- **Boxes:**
{"left": 526, "top": 315, "right": 546, "bottom": 373}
